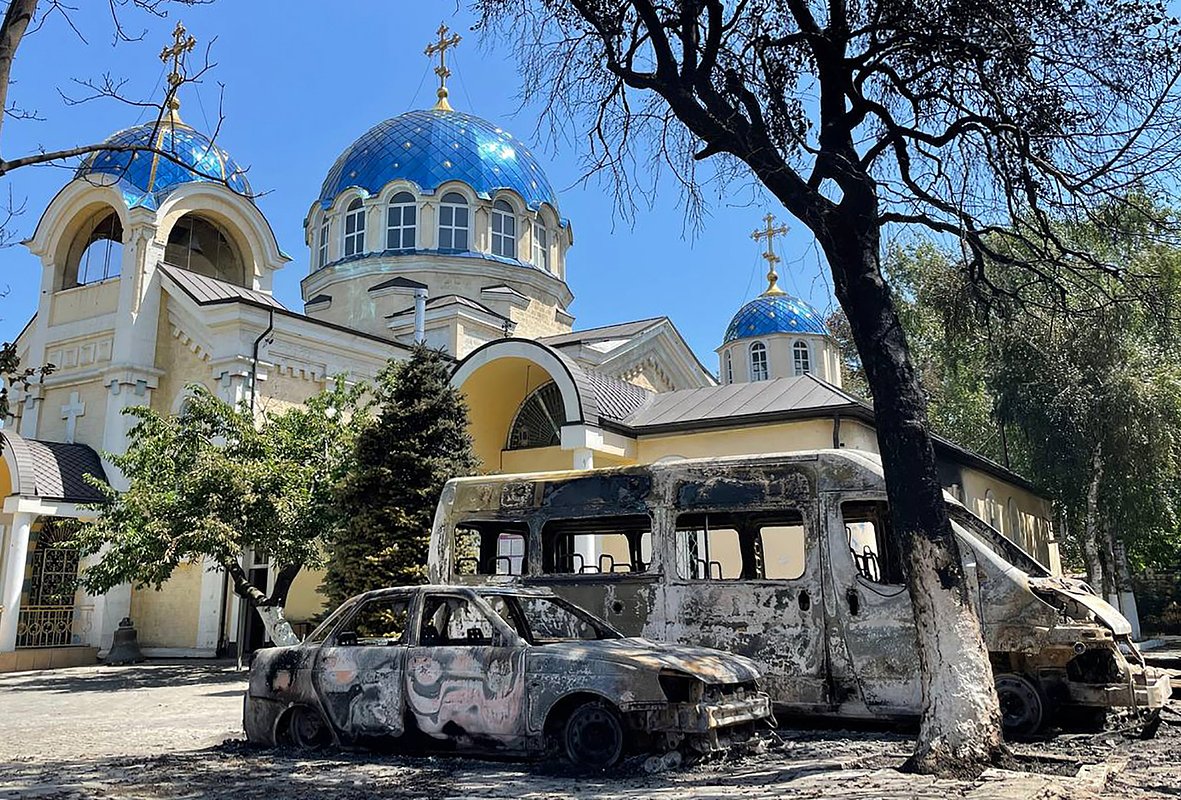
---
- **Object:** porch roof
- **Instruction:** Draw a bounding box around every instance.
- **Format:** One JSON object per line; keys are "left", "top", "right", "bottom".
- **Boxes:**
{"left": 1, "top": 432, "right": 108, "bottom": 504}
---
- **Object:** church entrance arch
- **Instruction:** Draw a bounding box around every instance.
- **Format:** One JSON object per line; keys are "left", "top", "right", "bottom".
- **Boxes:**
{"left": 16, "top": 518, "right": 85, "bottom": 649}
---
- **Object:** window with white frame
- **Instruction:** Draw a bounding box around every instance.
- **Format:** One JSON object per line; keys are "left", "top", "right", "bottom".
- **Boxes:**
{"left": 532, "top": 221, "right": 549, "bottom": 270}
{"left": 317, "top": 217, "right": 329, "bottom": 268}
{"left": 491, "top": 199, "right": 517, "bottom": 258}
{"left": 723, "top": 350, "right": 733, "bottom": 384}
{"left": 342, "top": 198, "right": 366, "bottom": 258}
{"left": 749, "top": 342, "right": 769, "bottom": 381}
{"left": 793, "top": 340, "right": 812, "bottom": 376}
{"left": 438, "top": 192, "right": 470, "bottom": 250}
{"left": 386, "top": 191, "right": 416, "bottom": 251}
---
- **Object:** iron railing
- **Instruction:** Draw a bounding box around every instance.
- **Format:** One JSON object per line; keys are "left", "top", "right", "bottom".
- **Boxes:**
{"left": 15, "top": 605, "right": 94, "bottom": 649}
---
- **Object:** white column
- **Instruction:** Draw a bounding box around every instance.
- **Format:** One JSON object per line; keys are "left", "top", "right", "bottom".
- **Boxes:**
{"left": 0, "top": 512, "right": 34, "bottom": 652}
{"left": 195, "top": 557, "right": 225, "bottom": 653}
{"left": 573, "top": 447, "right": 594, "bottom": 471}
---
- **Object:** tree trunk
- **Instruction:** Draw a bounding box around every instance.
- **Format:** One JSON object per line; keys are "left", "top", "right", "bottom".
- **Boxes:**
{"left": 1104, "top": 526, "right": 1142, "bottom": 640}
{"left": 225, "top": 559, "right": 301, "bottom": 647}
{"left": 820, "top": 224, "right": 1003, "bottom": 775}
{"left": 1082, "top": 448, "right": 1107, "bottom": 595}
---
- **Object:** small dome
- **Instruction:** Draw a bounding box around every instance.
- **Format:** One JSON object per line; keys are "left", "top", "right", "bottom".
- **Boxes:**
{"left": 724, "top": 293, "right": 828, "bottom": 342}
{"left": 75, "top": 118, "right": 250, "bottom": 210}
{"left": 319, "top": 108, "right": 558, "bottom": 212}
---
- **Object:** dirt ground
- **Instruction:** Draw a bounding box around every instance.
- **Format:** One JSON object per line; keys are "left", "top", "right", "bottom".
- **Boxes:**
{"left": 0, "top": 661, "right": 1178, "bottom": 800}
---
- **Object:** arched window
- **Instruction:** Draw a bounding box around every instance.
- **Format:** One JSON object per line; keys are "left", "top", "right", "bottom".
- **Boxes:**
{"left": 723, "top": 350, "right": 733, "bottom": 384}
{"left": 438, "top": 192, "right": 469, "bottom": 251}
{"left": 317, "top": 217, "right": 329, "bottom": 269}
{"left": 342, "top": 197, "right": 366, "bottom": 258}
{"left": 793, "top": 340, "right": 812, "bottom": 376}
{"left": 165, "top": 214, "right": 245, "bottom": 286}
{"left": 749, "top": 342, "right": 769, "bottom": 381}
{"left": 985, "top": 489, "right": 1000, "bottom": 531}
{"left": 1007, "top": 497, "right": 1022, "bottom": 543}
{"left": 64, "top": 209, "right": 124, "bottom": 288}
{"left": 491, "top": 199, "right": 517, "bottom": 258}
{"left": 532, "top": 221, "right": 549, "bottom": 270}
{"left": 386, "top": 191, "right": 416, "bottom": 251}
{"left": 507, "top": 381, "right": 564, "bottom": 450}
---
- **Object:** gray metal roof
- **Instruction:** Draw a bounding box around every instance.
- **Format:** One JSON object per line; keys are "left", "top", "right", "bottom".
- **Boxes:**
{"left": 621, "top": 374, "right": 859, "bottom": 431}
{"left": 1, "top": 432, "right": 109, "bottom": 503}
{"left": 159, "top": 264, "right": 285, "bottom": 309}
{"left": 584, "top": 370, "right": 652, "bottom": 422}
{"left": 539, "top": 317, "right": 665, "bottom": 348}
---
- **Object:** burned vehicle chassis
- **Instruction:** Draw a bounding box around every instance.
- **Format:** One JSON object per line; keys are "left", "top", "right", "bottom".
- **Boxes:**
{"left": 428, "top": 450, "right": 1171, "bottom": 737}
{"left": 245, "top": 586, "right": 772, "bottom": 767}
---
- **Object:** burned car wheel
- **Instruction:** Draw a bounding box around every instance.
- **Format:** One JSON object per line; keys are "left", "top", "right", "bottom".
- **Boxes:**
{"left": 562, "top": 700, "right": 625, "bottom": 769}
{"left": 995, "top": 673, "right": 1043, "bottom": 738}
{"left": 286, "top": 706, "right": 332, "bottom": 750}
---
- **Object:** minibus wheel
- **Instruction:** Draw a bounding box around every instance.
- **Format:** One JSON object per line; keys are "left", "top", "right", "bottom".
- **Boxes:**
{"left": 994, "top": 673, "right": 1043, "bottom": 738}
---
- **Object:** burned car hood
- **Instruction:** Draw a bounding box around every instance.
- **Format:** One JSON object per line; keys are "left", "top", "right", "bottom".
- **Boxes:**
{"left": 530, "top": 637, "right": 762, "bottom": 684}
{"left": 1028, "top": 577, "right": 1133, "bottom": 636}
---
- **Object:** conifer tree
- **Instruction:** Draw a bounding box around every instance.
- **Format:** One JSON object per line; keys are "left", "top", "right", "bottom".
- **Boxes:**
{"left": 325, "top": 344, "right": 478, "bottom": 604}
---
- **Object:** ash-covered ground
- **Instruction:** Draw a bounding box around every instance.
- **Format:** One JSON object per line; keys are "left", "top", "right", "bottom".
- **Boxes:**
{"left": 0, "top": 661, "right": 1176, "bottom": 800}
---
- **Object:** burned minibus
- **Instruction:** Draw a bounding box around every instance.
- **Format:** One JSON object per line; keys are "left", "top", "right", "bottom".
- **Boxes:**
{"left": 428, "top": 450, "right": 1170, "bottom": 735}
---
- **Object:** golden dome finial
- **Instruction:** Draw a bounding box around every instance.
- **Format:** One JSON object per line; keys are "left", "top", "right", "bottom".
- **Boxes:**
{"left": 159, "top": 21, "right": 196, "bottom": 123}
{"left": 425, "top": 22, "right": 462, "bottom": 111}
{"left": 751, "top": 212, "right": 789, "bottom": 295}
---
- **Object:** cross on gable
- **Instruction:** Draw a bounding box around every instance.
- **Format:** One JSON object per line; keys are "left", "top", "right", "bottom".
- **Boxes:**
{"left": 60, "top": 391, "right": 86, "bottom": 444}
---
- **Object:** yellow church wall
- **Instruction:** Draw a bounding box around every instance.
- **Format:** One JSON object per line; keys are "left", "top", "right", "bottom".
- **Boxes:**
{"left": 285, "top": 567, "right": 328, "bottom": 624}
{"left": 500, "top": 446, "right": 580, "bottom": 474}
{"left": 35, "top": 382, "right": 109, "bottom": 451}
{"left": 153, "top": 299, "right": 217, "bottom": 411}
{"left": 460, "top": 356, "right": 556, "bottom": 470}
{"left": 48, "top": 279, "right": 120, "bottom": 326}
{"left": 636, "top": 419, "right": 837, "bottom": 463}
{"left": 129, "top": 561, "right": 203, "bottom": 648}
{"left": 959, "top": 467, "right": 1058, "bottom": 571}
{"left": 253, "top": 370, "right": 325, "bottom": 420}
{"left": 836, "top": 419, "right": 881, "bottom": 453}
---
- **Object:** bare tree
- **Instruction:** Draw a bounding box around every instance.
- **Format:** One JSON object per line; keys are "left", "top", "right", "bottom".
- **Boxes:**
{"left": 473, "top": 0, "right": 1181, "bottom": 775}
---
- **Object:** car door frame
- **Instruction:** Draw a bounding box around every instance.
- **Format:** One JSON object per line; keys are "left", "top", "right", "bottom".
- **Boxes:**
{"left": 403, "top": 589, "right": 531, "bottom": 747}
{"left": 311, "top": 589, "right": 418, "bottom": 742}
{"left": 821, "top": 489, "right": 921, "bottom": 718}
{"left": 661, "top": 500, "right": 833, "bottom": 713}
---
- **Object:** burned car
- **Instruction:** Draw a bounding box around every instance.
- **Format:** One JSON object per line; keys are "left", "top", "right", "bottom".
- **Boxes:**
{"left": 245, "top": 585, "right": 772, "bottom": 767}
{"left": 429, "top": 450, "right": 1172, "bottom": 737}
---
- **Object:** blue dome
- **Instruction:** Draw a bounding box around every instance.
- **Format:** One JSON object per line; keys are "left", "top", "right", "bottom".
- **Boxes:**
{"left": 724, "top": 293, "right": 828, "bottom": 342}
{"left": 319, "top": 108, "right": 558, "bottom": 212}
{"left": 75, "top": 118, "right": 250, "bottom": 210}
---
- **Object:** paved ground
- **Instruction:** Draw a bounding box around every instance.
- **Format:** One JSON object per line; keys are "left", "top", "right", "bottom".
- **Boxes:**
{"left": 0, "top": 661, "right": 1178, "bottom": 799}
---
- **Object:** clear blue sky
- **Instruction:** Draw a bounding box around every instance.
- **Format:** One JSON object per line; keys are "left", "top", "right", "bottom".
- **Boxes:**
{"left": 0, "top": 1, "right": 838, "bottom": 366}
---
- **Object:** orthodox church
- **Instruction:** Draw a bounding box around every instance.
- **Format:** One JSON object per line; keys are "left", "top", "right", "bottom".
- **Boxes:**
{"left": 0, "top": 25, "right": 1056, "bottom": 669}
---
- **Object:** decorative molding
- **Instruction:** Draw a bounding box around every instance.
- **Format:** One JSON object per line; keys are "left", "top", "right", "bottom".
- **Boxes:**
{"left": 46, "top": 337, "right": 114, "bottom": 373}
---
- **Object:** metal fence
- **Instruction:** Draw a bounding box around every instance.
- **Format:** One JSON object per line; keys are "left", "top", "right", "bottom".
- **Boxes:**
{"left": 15, "top": 605, "right": 95, "bottom": 649}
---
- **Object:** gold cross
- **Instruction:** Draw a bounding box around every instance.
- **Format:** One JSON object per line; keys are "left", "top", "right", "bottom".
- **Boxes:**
{"left": 425, "top": 22, "right": 462, "bottom": 111}
{"left": 159, "top": 21, "right": 196, "bottom": 114}
{"left": 751, "top": 213, "right": 789, "bottom": 295}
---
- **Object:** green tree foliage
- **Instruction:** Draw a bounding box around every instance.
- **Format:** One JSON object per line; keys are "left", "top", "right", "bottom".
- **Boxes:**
{"left": 846, "top": 208, "right": 1181, "bottom": 579}
{"left": 324, "top": 345, "right": 478, "bottom": 605}
{"left": 71, "top": 379, "right": 369, "bottom": 644}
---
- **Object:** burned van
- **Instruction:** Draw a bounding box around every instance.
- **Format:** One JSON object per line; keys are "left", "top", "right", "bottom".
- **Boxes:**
{"left": 428, "top": 450, "right": 1171, "bottom": 735}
